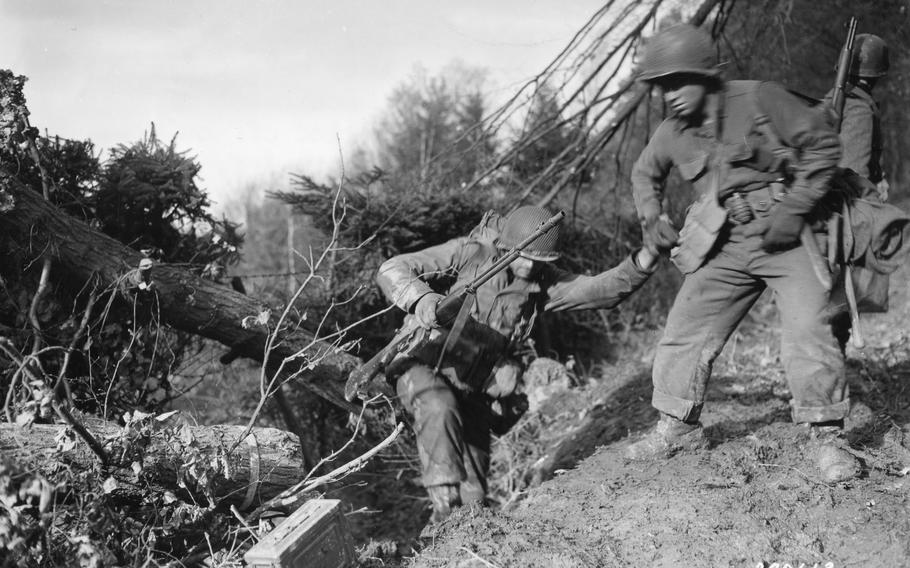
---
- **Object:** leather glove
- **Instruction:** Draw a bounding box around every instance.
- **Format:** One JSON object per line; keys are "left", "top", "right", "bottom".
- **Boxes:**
{"left": 876, "top": 178, "right": 890, "bottom": 202}
{"left": 760, "top": 210, "right": 805, "bottom": 252}
{"left": 642, "top": 214, "right": 679, "bottom": 253}
{"left": 490, "top": 393, "right": 530, "bottom": 436}
{"left": 413, "top": 292, "right": 445, "bottom": 329}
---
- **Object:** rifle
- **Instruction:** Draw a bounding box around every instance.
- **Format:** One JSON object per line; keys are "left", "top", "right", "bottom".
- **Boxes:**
{"left": 831, "top": 17, "right": 858, "bottom": 131}
{"left": 344, "top": 210, "right": 566, "bottom": 402}
{"left": 830, "top": 17, "right": 865, "bottom": 349}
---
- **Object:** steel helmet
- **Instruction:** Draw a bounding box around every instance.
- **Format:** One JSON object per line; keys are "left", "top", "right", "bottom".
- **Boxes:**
{"left": 497, "top": 206, "right": 561, "bottom": 262}
{"left": 638, "top": 24, "right": 720, "bottom": 83}
{"left": 849, "top": 34, "right": 889, "bottom": 78}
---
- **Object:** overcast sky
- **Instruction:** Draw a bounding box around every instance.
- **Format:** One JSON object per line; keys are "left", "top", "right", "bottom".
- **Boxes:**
{"left": 3, "top": 0, "right": 613, "bottom": 211}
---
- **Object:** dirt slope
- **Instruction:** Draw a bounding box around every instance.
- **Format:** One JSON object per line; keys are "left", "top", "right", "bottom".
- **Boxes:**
{"left": 406, "top": 258, "right": 910, "bottom": 567}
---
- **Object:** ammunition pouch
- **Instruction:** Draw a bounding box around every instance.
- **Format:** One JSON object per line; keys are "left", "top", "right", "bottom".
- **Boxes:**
{"left": 720, "top": 186, "right": 780, "bottom": 226}
{"left": 394, "top": 315, "right": 510, "bottom": 393}
{"left": 670, "top": 189, "right": 728, "bottom": 275}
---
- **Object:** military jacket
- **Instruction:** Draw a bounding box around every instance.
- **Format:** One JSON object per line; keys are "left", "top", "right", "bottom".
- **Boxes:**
{"left": 632, "top": 80, "right": 841, "bottom": 223}
{"left": 376, "top": 213, "right": 653, "bottom": 390}
{"left": 824, "top": 85, "right": 883, "bottom": 183}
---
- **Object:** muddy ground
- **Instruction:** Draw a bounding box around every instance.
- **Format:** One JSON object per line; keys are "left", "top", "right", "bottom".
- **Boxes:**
{"left": 351, "top": 256, "right": 910, "bottom": 567}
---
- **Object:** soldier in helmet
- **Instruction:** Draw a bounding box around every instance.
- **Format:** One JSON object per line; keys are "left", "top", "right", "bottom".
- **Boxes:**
{"left": 826, "top": 33, "right": 890, "bottom": 199}
{"left": 625, "top": 24, "right": 860, "bottom": 483}
{"left": 376, "top": 206, "right": 657, "bottom": 522}
{"left": 825, "top": 33, "right": 891, "bottom": 353}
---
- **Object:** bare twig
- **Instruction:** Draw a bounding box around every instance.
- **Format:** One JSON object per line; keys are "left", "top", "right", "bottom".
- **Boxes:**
{"left": 103, "top": 293, "right": 142, "bottom": 419}
{"left": 28, "top": 258, "right": 52, "bottom": 355}
{"left": 53, "top": 401, "right": 109, "bottom": 466}
{"left": 229, "top": 505, "right": 260, "bottom": 543}
{"left": 231, "top": 138, "right": 362, "bottom": 455}
{"left": 459, "top": 547, "right": 502, "bottom": 568}
{"left": 54, "top": 283, "right": 99, "bottom": 403}
{"left": 246, "top": 422, "right": 405, "bottom": 521}
{"left": 296, "top": 393, "right": 383, "bottom": 481}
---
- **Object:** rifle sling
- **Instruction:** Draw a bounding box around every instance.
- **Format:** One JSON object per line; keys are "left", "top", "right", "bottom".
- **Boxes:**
{"left": 434, "top": 292, "right": 476, "bottom": 374}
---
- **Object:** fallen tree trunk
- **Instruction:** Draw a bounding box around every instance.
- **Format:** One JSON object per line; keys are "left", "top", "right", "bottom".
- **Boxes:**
{"left": 0, "top": 172, "right": 361, "bottom": 410}
{"left": 1, "top": 417, "right": 304, "bottom": 508}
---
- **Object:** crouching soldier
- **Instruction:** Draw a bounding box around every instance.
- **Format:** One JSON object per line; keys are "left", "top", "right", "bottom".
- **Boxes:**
{"left": 375, "top": 206, "right": 657, "bottom": 522}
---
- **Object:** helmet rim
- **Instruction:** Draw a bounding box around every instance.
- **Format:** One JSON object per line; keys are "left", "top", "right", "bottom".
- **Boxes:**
{"left": 496, "top": 205, "right": 562, "bottom": 262}
{"left": 638, "top": 67, "right": 722, "bottom": 83}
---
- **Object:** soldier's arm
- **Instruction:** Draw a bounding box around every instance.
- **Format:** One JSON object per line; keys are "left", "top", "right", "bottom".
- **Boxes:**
{"left": 758, "top": 81, "right": 841, "bottom": 215}
{"left": 375, "top": 238, "right": 475, "bottom": 312}
{"left": 540, "top": 251, "right": 656, "bottom": 312}
{"left": 631, "top": 120, "right": 676, "bottom": 221}
{"left": 838, "top": 97, "right": 874, "bottom": 178}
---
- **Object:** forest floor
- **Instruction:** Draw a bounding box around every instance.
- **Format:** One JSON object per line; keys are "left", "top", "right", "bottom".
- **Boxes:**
{"left": 348, "top": 249, "right": 910, "bottom": 567}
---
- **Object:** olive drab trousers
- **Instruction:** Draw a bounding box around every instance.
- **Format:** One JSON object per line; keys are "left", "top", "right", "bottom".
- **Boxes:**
{"left": 396, "top": 364, "right": 490, "bottom": 504}
{"left": 652, "top": 223, "right": 849, "bottom": 425}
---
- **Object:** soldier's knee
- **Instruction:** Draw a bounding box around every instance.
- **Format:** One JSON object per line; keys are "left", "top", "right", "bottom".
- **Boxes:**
{"left": 414, "top": 388, "right": 458, "bottom": 419}
{"left": 397, "top": 364, "right": 447, "bottom": 404}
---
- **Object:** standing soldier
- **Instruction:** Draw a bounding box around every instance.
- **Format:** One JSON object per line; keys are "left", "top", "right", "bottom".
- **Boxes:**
{"left": 825, "top": 33, "right": 891, "bottom": 351}
{"left": 625, "top": 24, "right": 860, "bottom": 483}
{"left": 826, "top": 33, "right": 890, "bottom": 200}
{"left": 376, "top": 206, "right": 656, "bottom": 522}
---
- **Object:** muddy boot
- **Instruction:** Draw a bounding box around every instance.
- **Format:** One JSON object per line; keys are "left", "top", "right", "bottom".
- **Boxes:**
{"left": 426, "top": 483, "right": 461, "bottom": 524}
{"left": 810, "top": 421, "right": 860, "bottom": 483}
{"left": 625, "top": 413, "right": 706, "bottom": 460}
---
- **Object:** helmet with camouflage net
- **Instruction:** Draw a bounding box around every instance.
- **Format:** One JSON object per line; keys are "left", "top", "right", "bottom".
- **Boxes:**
{"left": 638, "top": 23, "right": 720, "bottom": 83}
{"left": 848, "top": 33, "right": 889, "bottom": 78}
{"left": 496, "top": 206, "right": 561, "bottom": 262}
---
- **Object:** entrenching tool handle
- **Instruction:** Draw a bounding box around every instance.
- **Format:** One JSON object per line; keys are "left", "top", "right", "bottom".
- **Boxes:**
{"left": 800, "top": 226, "right": 832, "bottom": 292}
{"left": 843, "top": 266, "right": 865, "bottom": 349}
{"left": 840, "top": 202, "right": 865, "bottom": 349}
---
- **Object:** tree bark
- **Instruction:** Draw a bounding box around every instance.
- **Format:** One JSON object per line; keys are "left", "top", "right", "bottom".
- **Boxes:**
{"left": 1, "top": 418, "right": 305, "bottom": 508}
{"left": 0, "top": 172, "right": 361, "bottom": 411}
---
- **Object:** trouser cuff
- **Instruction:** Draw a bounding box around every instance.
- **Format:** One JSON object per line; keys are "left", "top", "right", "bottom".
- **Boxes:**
{"left": 790, "top": 398, "right": 851, "bottom": 424}
{"left": 652, "top": 389, "right": 703, "bottom": 423}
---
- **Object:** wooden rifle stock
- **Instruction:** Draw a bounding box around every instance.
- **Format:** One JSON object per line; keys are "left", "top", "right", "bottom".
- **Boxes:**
{"left": 344, "top": 211, "right": 566, "bottom": 401}
{"left": 831, "top": 18, "right": 858, "bottom": 131}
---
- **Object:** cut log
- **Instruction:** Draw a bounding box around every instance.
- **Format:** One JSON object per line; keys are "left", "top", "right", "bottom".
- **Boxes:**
{"left": 1, "top": 418, "right": 304, "bottom": 508}
{"left": 0, "top": 172, "right": 361, "bottom": 410}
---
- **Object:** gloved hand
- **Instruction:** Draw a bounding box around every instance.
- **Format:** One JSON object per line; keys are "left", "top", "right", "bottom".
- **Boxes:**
{"left": 759, "top": 210, "right": 805, "bottom": 252}
{"left": 490, "top": 393, "right": 530, "bottom": 436}
{"left": 876, "top": 178, "right": 890, "bottom": 202}
{"left": 635, "top": 246, "right": 659, "bottom": 271}
{"left": 414, "top": 292, "right": 445, "bottom": 329}
{"left": 642, "top": 214, "right": 679, "bottom": 253}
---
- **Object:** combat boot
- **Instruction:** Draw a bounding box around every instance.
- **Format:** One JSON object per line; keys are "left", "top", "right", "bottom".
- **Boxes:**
{"left": 809, "top": 422, "right": 860, "bottom": 483}
{"left": 625, "top": 413, "right": 706, "bottom": 460}
{"left": 426, "top": 483, "right": 461, "bottom": 524}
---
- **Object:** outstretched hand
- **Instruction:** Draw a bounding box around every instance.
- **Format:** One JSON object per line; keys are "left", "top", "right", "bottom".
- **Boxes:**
{"left": 636, "top": 246, "right": 659, "bottom": 271}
